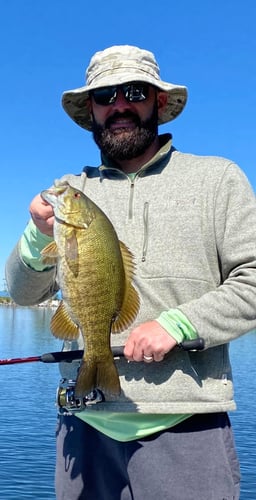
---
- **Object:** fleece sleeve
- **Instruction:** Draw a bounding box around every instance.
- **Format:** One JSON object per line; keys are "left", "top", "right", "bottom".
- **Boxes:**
{"left": 5, "top": 221, "right": 58, "bottom": 306}
{"left": 20, "top": 219, "right": 54, "bottom": 271}
{"left": 178, "top": 163, "right": 256, "bottom": 349}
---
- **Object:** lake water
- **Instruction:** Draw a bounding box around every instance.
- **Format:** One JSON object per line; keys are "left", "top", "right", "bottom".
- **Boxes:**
{"left": 0, "top": 305, "right": 255, "bottom": 499}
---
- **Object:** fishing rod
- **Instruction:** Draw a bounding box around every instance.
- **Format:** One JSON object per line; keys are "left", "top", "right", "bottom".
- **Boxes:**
{"left": 0, "top": 338, "right": 204, "bottom": 366}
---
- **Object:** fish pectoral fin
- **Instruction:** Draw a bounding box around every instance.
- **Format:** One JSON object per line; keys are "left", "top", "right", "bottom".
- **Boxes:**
{"left": 65, "top": 230, "right": 79, "bottom": 261}
{"left": 50, "top": 301, "right": 79, "bottom": 340}
{"left": 65, "top": 230, "right": 79, "bottom": 276}
{"left": 75, "top": 355, "right": 121, "bottom": 398}
{"left": 111, "top": 241, "right": 140, "bottom": 333}
{"left": 41, "top": 241, "right": 59, "bottom": 265}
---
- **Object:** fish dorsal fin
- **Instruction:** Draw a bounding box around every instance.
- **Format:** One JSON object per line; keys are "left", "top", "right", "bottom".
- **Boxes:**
{"left": 50, "top": 300, "right": 79, "bottom": 340}
{"left": 111, "top": 241, "right": 140, "bottom": 333}
{"left": 41, "top": 241, "right": 59, "bottom": 266}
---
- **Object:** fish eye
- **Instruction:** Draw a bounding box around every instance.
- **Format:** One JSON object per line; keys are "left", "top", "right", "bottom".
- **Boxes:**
{"left": 74, "top": 192, "right": 81, "bottom": 199}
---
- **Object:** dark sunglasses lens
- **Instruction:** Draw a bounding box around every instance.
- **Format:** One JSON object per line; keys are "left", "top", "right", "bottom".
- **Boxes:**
{"left": 92, "top": 87, "right": 117, "bottom": 105}
{"left": 124, "top": 83, "right": 149, "bottom": 102}
{"left": 91, "top": 83, "right": 149, "bottom": 105}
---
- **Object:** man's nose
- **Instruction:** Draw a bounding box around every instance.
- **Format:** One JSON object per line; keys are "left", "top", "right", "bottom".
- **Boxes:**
{"left": 111, "top": 89, "right": 131, "bottom": 111}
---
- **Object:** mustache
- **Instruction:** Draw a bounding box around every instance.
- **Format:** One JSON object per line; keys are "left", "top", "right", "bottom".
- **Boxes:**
{"left": 105, "top": 111, "right": 141, "bottom": 129}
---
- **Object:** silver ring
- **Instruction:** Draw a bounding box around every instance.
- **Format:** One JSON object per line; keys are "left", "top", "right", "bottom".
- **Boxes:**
{"left": 143, "top": 355, "right": 153, "bottom": 361}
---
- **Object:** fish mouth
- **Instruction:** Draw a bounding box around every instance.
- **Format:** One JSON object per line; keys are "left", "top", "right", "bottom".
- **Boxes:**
{"left": 41, "top": 184, "right": 66, "bottom": 199}
{"left": 41, "top": 182, "right": 88, "bottom": 228}
{"left": 41, "top": 182, "right": 69, "bottom": 207}
{"left": 41, "top": 189, "right": 80, "bottom": 217}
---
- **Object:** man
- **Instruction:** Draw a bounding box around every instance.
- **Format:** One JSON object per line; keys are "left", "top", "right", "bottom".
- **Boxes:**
{"left": 6, "top": 45, "right": 256, "bottom": 499}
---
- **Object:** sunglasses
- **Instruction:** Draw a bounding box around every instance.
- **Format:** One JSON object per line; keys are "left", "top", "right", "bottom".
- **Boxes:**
{"left": 90, "top": 82, "right": 150, "bottom": 106}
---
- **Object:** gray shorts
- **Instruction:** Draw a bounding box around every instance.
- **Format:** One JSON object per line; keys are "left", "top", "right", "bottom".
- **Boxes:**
{"left": 55, "top": 412, "right": 240, "bottom": 500}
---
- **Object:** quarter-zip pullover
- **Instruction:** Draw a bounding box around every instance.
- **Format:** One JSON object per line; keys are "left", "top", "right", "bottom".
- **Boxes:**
{"left": 6, "top": 134, "right": 256, "bottom": 414}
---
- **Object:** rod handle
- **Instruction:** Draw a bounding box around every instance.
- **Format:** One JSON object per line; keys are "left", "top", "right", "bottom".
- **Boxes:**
{"left": 178, "top": 338, "right": 205, "bottom": 351}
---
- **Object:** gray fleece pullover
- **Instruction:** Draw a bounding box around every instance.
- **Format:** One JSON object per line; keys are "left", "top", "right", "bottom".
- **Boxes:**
{"left": 6, "top": 134, "right": 256, "bottom": 413}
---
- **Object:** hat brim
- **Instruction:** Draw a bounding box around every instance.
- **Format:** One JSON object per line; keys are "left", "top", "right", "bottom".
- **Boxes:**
{"left": 62, "top": 75, "right": 188, "bottom": 131}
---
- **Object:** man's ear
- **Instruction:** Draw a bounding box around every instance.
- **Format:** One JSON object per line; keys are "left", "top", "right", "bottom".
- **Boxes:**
{"left": 157, "top": 92, "right": 168, "bottom": 118}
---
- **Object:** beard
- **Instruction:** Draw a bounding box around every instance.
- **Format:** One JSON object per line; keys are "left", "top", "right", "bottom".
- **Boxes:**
{"left": 91, "top": 101, "right": 159, "bottom": 161}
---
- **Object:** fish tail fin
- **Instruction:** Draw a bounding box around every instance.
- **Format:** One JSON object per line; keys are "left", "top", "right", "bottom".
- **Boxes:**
{"left": 75, "top": 354, "right": 121, "bottom": 398}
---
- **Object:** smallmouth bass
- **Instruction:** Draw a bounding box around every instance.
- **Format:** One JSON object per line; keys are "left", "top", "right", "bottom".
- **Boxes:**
{"left": 41, "top": 181, "right": 140, "bottom": 399}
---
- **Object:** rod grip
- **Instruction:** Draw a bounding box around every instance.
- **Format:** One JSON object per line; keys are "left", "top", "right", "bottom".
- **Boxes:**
{"left": 178, "top": 338, "right": 205, "bottom": 351}
{"left": 41, "top": 350, "right": 84, "bottom": 363}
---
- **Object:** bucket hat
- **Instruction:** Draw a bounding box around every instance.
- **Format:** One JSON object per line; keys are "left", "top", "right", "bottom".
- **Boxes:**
{"left": 62, "top": 45, "right": 188, "bottom": 130}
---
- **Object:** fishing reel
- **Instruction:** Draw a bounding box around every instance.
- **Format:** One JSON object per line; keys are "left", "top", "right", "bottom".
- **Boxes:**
{"left": 56, "top": 378, "right": 104, "bottom": 412}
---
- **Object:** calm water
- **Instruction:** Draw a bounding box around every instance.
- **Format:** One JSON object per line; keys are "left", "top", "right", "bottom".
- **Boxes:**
{"left": 0, "top": 306, "right": 255, "bottom": 499}
{"left": 0, "top": 306, "right": 60, "bottom": 499}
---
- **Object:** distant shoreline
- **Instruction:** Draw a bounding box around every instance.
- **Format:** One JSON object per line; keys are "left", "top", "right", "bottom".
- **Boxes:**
{"left": 0, "top": 297, "right": 59, "bottom": 308}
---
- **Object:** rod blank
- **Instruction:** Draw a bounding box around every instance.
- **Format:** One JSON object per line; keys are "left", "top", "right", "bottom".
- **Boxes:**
{"left": 0, "top": 338, "right": 204, "bottom": 366}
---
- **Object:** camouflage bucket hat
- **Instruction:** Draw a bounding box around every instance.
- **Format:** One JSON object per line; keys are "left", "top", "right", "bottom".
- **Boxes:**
{"left": 62, "top": 45, "right": 188, "bottom": 131}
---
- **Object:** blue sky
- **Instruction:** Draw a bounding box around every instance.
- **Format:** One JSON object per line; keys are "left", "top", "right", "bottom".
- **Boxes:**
{"left": 1, "top": 0, "right": 256, "bottom": 287}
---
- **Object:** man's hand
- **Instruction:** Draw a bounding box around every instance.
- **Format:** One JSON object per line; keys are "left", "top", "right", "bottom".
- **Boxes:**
{"left": 124, "top": 320, "right": 177, "bottom": 363}
{"left": 29, "top": 194, "right": 54, "bottom": 237}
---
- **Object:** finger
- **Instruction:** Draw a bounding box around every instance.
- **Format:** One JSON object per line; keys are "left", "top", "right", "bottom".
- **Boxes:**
{"left": 123, "top": 341, "right": 136, "bottom": 361}
{"left": 151, "top": 352, "right": 165, "bottom": 362}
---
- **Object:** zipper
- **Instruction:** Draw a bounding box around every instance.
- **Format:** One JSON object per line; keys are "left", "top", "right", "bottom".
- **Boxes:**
{"left": 100, "top": 169, "right": 150, "bottom": 262}
{"left": 142, "top": 202, "right": 149, "bottom": 262}
{"left": 127, "top": 176, "right": 149, "bottom": 262}
{"left": 128, "top": 179, "right": 135, "bottom": 220}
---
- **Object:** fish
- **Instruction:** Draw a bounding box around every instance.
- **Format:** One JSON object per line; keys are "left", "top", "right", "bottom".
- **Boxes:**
{"left": 40, "top": 180, "right": 140, "bottom": 399}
